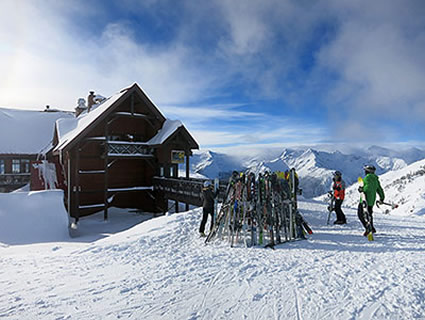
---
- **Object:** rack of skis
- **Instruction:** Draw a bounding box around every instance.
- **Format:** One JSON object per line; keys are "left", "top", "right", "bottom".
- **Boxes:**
{"left": 205, "top": 168, "right": 313, "bottom": 248}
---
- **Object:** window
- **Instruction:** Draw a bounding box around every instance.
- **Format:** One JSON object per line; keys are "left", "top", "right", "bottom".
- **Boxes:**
{"left": 12, "top": 159, "right": 20, "bottom": 173}
{"left": 159, "top": 166, "right": 164, "bottom": 177}
{"left": 0, "top": 160, "right": 4, "bottom": 174}
{"left": 22, "top": 159, "right": 30, "bottom": 173}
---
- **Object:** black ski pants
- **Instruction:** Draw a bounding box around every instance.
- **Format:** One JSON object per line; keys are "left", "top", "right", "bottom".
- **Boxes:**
{"left": 199, "top": 207, "right": 214, "bottom": 233}
{"left": 334, "top": 199, "right": 346, "bottom": 222}
{"left": 357, "top": 203, "right": 374, "bottom": 231}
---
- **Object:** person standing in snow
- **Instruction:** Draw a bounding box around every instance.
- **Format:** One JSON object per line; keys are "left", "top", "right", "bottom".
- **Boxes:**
{"left": 358, "top": 165, "right": 385, "bottom": 235}
{"left": 199, "top": 180, "right": 218, "bottom": 237}
{"left": 332, "top": 171, "right": 347, "bottom": 224}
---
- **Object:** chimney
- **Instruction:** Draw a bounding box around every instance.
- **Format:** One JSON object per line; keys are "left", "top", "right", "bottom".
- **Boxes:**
{"left": 87, "top": 91, "right": 95, "bottom": 112}
{"left": 75, "top": 98, "right": 87, "bottom": 117}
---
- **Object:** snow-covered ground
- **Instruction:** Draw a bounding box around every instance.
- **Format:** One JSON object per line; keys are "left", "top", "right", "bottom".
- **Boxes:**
{"left": 1, "top": 191, "right": 425, "bottom": 319}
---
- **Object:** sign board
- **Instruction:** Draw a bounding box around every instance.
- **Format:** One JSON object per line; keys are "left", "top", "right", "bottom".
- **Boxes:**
{"left": 171, "top": 150, "right": 185, "bottom": 164}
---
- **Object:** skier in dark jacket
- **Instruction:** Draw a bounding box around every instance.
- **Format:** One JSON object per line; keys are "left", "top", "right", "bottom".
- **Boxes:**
{"left": 332, "top": 171, "right": 347, "bottom": 224}
{"left": 199, "top": 180, "right": 218, "bottom": 236}
{"left": 358, "top": 165, "right": 385, "bottom": 236}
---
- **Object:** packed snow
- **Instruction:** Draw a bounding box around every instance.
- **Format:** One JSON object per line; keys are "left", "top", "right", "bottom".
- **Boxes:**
{"left": 1, "top": 186, "right": 425, "bottom": 319}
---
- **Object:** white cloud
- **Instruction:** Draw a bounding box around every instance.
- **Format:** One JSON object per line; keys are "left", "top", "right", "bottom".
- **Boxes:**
{"left": 0, "top": 1, "right": 219, "bottom": 110}
{"left": 316, "top": 0, "right": 425, "bottom": 126}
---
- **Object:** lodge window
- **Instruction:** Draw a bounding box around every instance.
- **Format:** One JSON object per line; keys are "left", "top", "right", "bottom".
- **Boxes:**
{"left": 170, "top": 165, "right": 178, "bottom": 178}
{"left": 108, "top": 134, "right": 144, "bottom": 142}
{"left": 21, "top": 159, "right": 30, "bottom": 173}
{"left": 0, "top": 160, "right": 4, "bottom": 174}
{"left": 159, "top": 166, "right": 164, "bottom": 177}
{"left": 12, "top": 159, "right": 20, "bottom": 173}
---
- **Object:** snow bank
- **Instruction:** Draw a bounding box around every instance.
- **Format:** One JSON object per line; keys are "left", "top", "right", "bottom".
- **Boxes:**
{"left": 0, "top": 190, "right": 69, "bottom": 245}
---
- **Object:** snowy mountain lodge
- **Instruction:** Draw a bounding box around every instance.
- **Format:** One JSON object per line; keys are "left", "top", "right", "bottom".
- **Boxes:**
{"left": 46, "top": 83, "right": 199, "bottom": 220}
{"left": 1, "top": 83, "right": 200, "bottom": 220}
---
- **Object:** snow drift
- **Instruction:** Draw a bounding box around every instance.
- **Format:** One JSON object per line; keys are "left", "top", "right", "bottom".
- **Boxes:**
{"left": 0, "top": 190, "right": 69, "bottom": 245}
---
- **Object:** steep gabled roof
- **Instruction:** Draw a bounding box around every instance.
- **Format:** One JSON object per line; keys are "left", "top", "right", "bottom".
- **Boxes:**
{"left": 52, "top": 83, "right": 167, "bottom": 154}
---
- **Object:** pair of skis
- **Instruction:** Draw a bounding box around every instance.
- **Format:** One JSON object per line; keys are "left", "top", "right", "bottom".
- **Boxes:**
{"left": 358, "top": 177, "right": 374, "bottom": 241}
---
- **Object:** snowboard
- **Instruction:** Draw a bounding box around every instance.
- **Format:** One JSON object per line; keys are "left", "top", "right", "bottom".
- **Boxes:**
{"left": 326, "top": 192, "right": 335, "bottom": 225}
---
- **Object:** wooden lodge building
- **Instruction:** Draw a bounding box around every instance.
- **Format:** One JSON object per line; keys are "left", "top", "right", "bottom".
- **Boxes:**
{"left": 45, "top": 83, "right": 199, "bottom": 221}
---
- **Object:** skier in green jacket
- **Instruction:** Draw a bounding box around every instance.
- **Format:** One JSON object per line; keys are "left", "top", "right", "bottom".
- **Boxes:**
{"left": 358, "top": 165, "right": 385, "bottom": 236}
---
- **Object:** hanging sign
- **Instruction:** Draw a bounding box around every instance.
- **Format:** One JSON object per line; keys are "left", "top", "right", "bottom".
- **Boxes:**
{"left": 171, "top": 150, "right": 185, "bottom": 164}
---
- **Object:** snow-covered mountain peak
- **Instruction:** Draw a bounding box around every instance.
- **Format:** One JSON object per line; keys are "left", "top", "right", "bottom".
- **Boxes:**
{"left": 190, "top": 145, "right": 425, "bottom": 198}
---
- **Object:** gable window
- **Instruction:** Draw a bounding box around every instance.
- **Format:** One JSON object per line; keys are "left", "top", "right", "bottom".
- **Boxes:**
{"left": 0, "top": 160, "right": 4, "bottom": 174}
{"left": 12, "top": 159, "right": 20, "bottom": 173}
{"left": 22, "top": 159, "right": 30, "bottom": 173}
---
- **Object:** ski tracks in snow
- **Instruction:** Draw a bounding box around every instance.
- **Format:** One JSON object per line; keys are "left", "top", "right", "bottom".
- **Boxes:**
{"left": 1, "top": 202, "right": 425, "bottom": 319}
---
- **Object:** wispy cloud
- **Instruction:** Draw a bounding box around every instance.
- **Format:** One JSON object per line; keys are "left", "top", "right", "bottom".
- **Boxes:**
{"left": 0, "top": 0, "right": 424, "bottom": 145}
{"left": 161, "top": 104, "right": 265, "bottom": 122}
{"left": 190, "top": 117, "right": 327, "bottom": 148}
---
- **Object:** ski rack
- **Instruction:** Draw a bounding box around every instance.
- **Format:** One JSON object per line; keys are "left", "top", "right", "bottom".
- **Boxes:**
{"left": 205, "top": 170, "right": 312, "bottom": 248}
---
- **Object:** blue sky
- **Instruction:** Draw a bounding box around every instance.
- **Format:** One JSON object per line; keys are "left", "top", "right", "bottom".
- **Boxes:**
{"left": 1, "top": 0, "right": 425, "bottom": 150}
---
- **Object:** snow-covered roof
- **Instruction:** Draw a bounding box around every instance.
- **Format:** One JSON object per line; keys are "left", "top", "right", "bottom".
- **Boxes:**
{"left": 53, "top": 89, "right": 128, "bottom": 153}
{"left": 147, "top": 119, "right": 183, "bottom": 145}
{"left": 53, "top": 84, "right": 198, "bottom": 153}
{"left": 0, "top": 107, "right": 74, "bottom": 154}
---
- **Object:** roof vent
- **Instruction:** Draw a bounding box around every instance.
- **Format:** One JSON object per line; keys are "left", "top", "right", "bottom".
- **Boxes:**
{"left": 75, "top": 98, "right": 87, "bottom": 117}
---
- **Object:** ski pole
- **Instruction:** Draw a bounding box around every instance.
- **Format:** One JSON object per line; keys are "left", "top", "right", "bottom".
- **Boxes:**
{"left": 376, "top": 201, "right": 398, "bottom": 210}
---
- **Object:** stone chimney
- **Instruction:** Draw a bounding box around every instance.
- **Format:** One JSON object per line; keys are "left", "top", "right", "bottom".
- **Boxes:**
{"left": 87, "top": 91, "right": 95, "bottom": 112}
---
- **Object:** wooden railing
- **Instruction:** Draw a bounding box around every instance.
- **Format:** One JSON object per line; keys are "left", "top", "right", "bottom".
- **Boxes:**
{"left": 107, "top": 141, "right": 155, "bottom": 158}
{"left": 153, "top": 176, "right": 227, "bottom": 206}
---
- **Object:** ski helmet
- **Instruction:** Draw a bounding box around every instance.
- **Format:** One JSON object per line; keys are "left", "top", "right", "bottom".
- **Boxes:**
{"left": 333, "top": 170, "right": 342, "bottom": 177}
{"left": 363, "top": 165, "right": 376, "bottom": 174}
{"left": 203, "top": 180, "right": 211, "bottom": 188}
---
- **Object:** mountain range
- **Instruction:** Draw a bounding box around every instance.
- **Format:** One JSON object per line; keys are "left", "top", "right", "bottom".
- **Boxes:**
{"left": 187, "top": 145, "right": 425, "bottom": 198}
